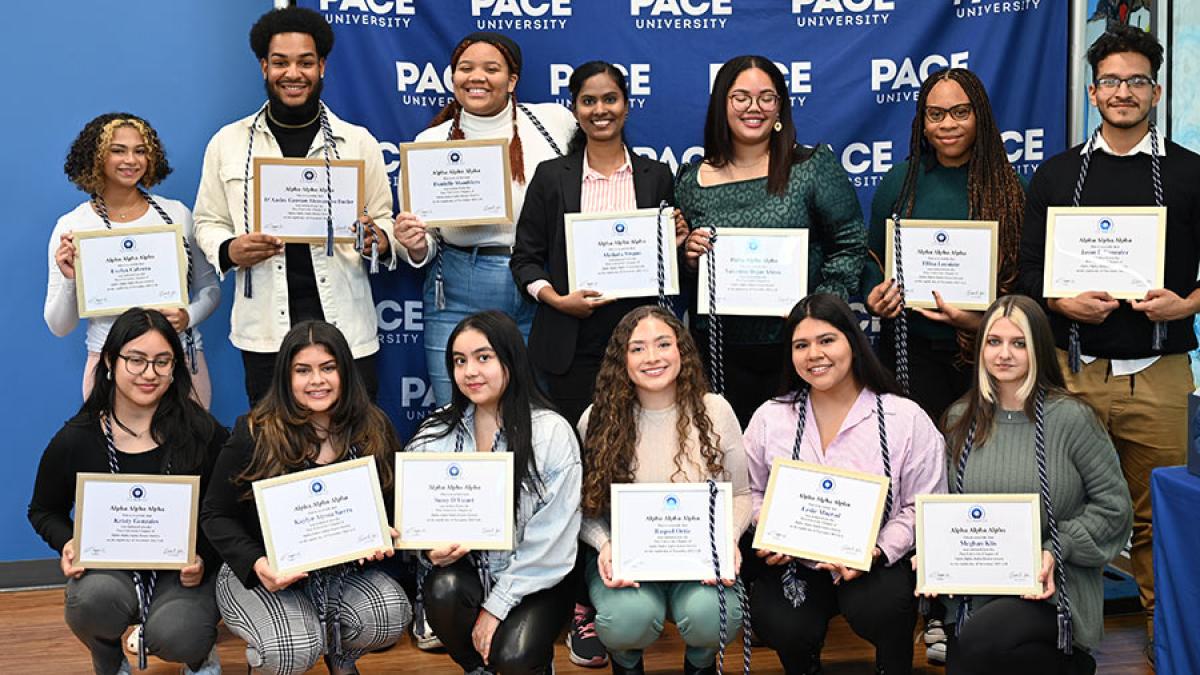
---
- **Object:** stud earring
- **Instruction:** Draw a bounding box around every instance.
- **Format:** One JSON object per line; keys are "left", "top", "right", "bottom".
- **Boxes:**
{"left": 106, "top": 370, "right": 112, "bottom": 381}
{"left": 773, "top": 119, "right": 783, "bottom": 132}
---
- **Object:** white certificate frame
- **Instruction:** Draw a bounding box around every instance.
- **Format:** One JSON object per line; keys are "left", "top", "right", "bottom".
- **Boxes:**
{"left": 697, "top": 228, "right": 809, "bottom": 317}
{"left": 393, "top": 452, "right": 515, "bottom": 551}
{"left": 74, "top": 225, "right": 189, "bottom": 319}
{"left": 753, "top": 459, "right": 890, "bottom": 571}
{"left": 915, "top": 493, "right": 1043, "bottom": 596}
{"left": 253, "top": 157, "right": 365, "bottom": 244}
{"left": 610, "top": 482, "right": 735, "bottom": 583}
{"left": 564, "top": 208, "right": 680, "bottom": 299}
{"left": 1042, "top": 206, "right": 1166, "bottom": 300}
{"left": 399, "top": 138, "right": 514, "bottom": 227}
{"left": 73, "top": 473, "right": 200, "bottom": 570}
{"left": 885, "top": 218, "right": 999, "bottom": 311}
{"left": 253, "top": 456, "right": 392, "bottom": 576}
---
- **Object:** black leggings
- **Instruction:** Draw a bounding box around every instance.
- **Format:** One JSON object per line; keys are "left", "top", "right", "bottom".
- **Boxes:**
{"left": 947, "top": 598, "right": 1096, "bottom": 675}
{"left": 422, "top": 559, "right": 572, "bottom": 674}
{"left": 750, "top": 557, "right": 917, "bottom": 674}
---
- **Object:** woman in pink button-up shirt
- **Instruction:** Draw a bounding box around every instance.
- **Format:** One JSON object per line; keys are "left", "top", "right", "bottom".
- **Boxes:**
{"left": 742, "top": 293, "right": 947, "bottom": 675}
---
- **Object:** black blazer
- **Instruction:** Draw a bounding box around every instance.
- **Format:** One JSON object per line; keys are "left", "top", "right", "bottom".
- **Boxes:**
{"left": 511, "top": 150, "right": 674, "bottom": 375}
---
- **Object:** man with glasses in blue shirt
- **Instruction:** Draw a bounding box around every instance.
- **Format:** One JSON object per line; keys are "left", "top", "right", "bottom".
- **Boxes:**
{"left": 1017, "top": 25, "right": 1200, "bottom": 664}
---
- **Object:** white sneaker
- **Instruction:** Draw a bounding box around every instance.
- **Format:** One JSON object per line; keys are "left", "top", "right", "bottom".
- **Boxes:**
{"left": 124, "top": 626, "right": 140, "bottom": 655}
{"left": 926, "top": 640, "right": 947, "bottom": 665}
{"left": 413, "top": 615, "right": 444, "bottom": 651}
{"left": 923, "top": 618, "right": 947, "bottom": 644}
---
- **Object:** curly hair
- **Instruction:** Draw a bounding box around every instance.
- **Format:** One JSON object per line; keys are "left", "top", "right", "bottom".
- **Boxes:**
{"left": 249, "top": 7, "right": 334, "bottom": 60}
{"left": 580, "top": 306, "right": 725, "bottom": 517}
{"left": 1087, "top": 23, "right": 1163, "bottom": 80}
{"left": 63, "top": 113, "right": 171, "bottom": 195}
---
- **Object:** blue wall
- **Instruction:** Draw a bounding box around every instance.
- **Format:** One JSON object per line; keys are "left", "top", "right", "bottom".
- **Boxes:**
{"left": 0, "top": 1, "right": 271, "bottom": 562}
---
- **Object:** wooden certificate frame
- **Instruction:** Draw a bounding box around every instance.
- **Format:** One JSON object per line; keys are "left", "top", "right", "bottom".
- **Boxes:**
{"left": 697, "top": 227, "right": 809, "bottom": 317}
{"left": 915, "top": 493, "right": 1043, "bottom": 596}
{"left": 74, "top": 224, "right": 189, "bottom": 319}
{"left": 564, "top": 208, "right": 681, "bottom": 299}
{"left": 252, "top": 157, "right": 365, "bottom": 244}
{"left": 884, "top": 218, "right": 999, "bottom": 311}
{"left": 393, "top": 452, "right": 515, "bottom": 551}
{"left": 399, "top": 138, "right": 514, "bottom": 227}
{"left": 1042, "top": 206, "right": 1166, "bottom": 300}
{"left": 73, "top": 473, "right": 200, "bottom": 570}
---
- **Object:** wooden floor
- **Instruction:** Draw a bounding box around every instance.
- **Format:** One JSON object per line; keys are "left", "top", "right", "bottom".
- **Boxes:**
{"left": 0, "top": 588, "right": 1154, "bottom": 674}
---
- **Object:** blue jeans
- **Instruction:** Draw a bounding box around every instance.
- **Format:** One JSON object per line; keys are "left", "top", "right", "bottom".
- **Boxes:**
{"left": 422, "top": 246, "right": 535, "bottom": 406}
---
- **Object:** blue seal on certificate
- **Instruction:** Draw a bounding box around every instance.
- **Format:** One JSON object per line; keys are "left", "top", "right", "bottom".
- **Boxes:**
{"left": 309, "top": 479, "right": 325, "bottom": 495}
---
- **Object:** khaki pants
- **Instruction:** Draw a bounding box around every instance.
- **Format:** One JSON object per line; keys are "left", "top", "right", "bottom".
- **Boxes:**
{"left": 1055, "top": 349, "right": 1190, "bottom": 633}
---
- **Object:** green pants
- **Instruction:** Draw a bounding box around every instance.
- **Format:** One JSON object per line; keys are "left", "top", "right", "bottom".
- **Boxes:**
{"left": 585, "top": 551, "right": 743, "bottom": 669}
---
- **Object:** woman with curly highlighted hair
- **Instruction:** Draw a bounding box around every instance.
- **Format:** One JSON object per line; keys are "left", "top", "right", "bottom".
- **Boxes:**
{"left": 578, "top": 305, "right": 751, "bottom": 675}
{"left": 47, "top": 113, "right": 221, "bottom": 406}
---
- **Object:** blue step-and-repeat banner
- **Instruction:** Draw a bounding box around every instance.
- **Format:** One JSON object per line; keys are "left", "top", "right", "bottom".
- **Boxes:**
{"left": 298, "top": 0, "right": 1067, "bottom": 438}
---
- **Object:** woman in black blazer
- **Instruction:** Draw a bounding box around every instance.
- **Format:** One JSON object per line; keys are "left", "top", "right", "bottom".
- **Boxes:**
{"left": 511, "top": 61, "right": 676, "bottom": 426}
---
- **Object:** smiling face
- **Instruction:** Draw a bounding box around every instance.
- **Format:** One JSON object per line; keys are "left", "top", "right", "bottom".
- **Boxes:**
{"left": 624, "top": 316, "right": 682, "bottom": 401}
{"left": 790, "top": 318, "right": 856, "bottom": 394}
{"left": 290, "top": 344, "right": 340, "bottom": 417}
{"left": 725, "top": 67, "right": 779, "bottom": 148}
{"left": 260, "top": 32, "right": 325, "bottom": 108}
{"left": 110, "top": 330, "right": 174, "bottom": 411}
{"left": 453, "top": 41, "right": 517, "bottom": 117}
{"left": 574, "top": 71, "right": 628, "bottom": 145}
{"left": 452, "top": 328, "right": 509, "bottom": 411}
{"left": 102, "top": 125, "right": 148, "bottom": 190}
{"left": 1088, "top": 51, "right": 1161, "bottom": 131}
{"left": 923, "top": 78, "right": 977, "bottom": 167}
{"left": 982, "top": 316, "right": 1030, "bottom": 389}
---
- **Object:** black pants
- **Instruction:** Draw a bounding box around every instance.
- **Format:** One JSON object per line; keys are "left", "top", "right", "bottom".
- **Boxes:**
{"left": 241, "top": 350, "right": 379, "bottom": 407}
{"left": 692, "top": 334, "right": 787, "bottom": 428}
{"left": 947, "top": 598, "right": 1096, "bottom": 675}
{"left": 543, "top": 354, "right": 602, "bottom": 427}
{"left": 750, "top": 556, "right": 917, "bottom": 674}
{"left": 877, "top": 326, "right": 971, "bottom": 424}
{"left": 423, "top": 559, "right": 572, "bottom": 674}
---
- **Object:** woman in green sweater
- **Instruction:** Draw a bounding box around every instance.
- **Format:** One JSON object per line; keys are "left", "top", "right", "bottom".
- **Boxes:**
{"left": 863, "top": 68, "right": 1026, "bottom": 424}
{"left": 940, "top": 295, "right": 1132, "bottom": 675}
{"left": 679, "top": 54, "right": 865, "bottom": 427}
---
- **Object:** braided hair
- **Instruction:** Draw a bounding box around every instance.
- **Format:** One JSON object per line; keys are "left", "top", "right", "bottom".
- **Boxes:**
{"left": 428, "top": 38, "right": 528, "bottom": 183}
{"left": 896, "top": 68, "right": 1025, "bottom": 359}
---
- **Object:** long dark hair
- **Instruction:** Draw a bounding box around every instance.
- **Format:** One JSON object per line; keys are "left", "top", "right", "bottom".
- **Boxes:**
{"left": 83, "top": 308, "right": 216, "bottom": 473}
{"left": 703, "top": 55, "right": 813, "bottom": 196}
{"left": 943, "top": 295, "right": 1077, "bottom": 466}
{"left": 240, "top": 321, "right": 398, "bottom": 489}
{"left": 777, "top": 294, "right": 901, "bottom": 402}
{"left": 408, "top": 311, "right": 554, "bottom": 513}
{"left": 566, "top": 61, "right": 630, "bottom": 156}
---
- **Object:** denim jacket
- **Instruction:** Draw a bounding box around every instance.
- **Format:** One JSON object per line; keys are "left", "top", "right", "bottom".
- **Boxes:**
{"left": 406, "top": 405, "right": 581, "bottom": 619}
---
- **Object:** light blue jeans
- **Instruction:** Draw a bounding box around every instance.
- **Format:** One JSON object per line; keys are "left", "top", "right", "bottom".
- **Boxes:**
{"left": 422, "top": 246, "right": 535, "bottom": 405}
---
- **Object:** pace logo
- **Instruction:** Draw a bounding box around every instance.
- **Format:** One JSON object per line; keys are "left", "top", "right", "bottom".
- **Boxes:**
{"left": 471, "top": 0, "right": 571, "bottom": 30}
{"left": 549, "top": 63, "right": 652, "bottom": 109}
{"left": 629, "top": 0, "right": 732, "bottom": 30}
{"left": 871, "top": 51, "right": 970, "bottom": 104}
{"left": 376, "top": 299, "right": 424, "bottom": 337}
{"left": 1001, "top": 128, "right": 1045, "bottom": 176}
{"left": 319, "top": 0, "right": 415, "bottom": 29}
{"left": 953, "top": 0, "right": 1043, "bottom": 19}
{"left": 632, "top": 145, "right": 705, "bottom": 174}
{"left": 840, "top": 139, "right": 893, "bottom": 188}
{"left": 394, "top": 61, "right": 455, "bottom": 108}
{"left": 792, "top": 0, "right": 894, "bottom": 29}
{"left": 708, "top": 61, "right": 812, "bottom": 107}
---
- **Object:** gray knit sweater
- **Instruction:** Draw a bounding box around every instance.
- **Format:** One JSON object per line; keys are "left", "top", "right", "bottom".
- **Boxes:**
{"left": 944, "top": 396, "right": 1133, "bottom": 650}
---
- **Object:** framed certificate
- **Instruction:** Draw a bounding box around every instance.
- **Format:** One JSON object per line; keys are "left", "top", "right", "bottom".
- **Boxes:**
{"left": 74, "top": 225, "right": 189, "bottom": 319}
{"left": 399, "top": 139, "right": 514, "bottom": 227}
{"left": 393, "top": 452, "right": 514, "bottom": 550}
{"left": 565, "top": 208, "right": 680, "bottom": 299}
{"left": 916, "top": 493, "right": 1043, "bottom": 596}
{"left": 1043, "top": 206, "right": 1166, "bottom": 299}
{"left": 253, "top": 157, "right": 365, "bottom": 244}
{"left": 753, "top": 459, "right": 890, "bottom": 571}
{"left": 610, "top": 482, "right": 735, "bottom": 582}
{"left": 253, "top": 456, "right": 392, "bottom": 576}
{"left": 885, "top": 219, "right": 998, "bottom": 311}
{"left": 697, "top": 228, "right": 808, "bottom": 317}
{"left": 73, "top": 473, "right": 200, "bottom": 570}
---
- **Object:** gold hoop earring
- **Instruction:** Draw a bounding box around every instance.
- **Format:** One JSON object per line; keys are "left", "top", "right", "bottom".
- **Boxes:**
{"left": 773, "top": 120, "right": 783, "bottom": 132}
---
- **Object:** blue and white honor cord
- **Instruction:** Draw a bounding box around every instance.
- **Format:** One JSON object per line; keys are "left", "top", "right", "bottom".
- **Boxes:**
{"left": 890, "top": 212, "right": 910, "bottom": 395}
{"left": 708, "top": 480, "right": 751, "bottom": 675}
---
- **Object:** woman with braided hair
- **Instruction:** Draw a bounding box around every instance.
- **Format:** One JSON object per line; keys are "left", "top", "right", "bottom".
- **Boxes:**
{"left": 28, "top": 308, "right": 227, "bottom": 674}
{"left": 393, "top": 32, "right": 577, "bottom": 407}
{"left": 743, "top": 294, "right": 946, "bottom": 675}
{"left": 863, "top": 68, "right": 1027, "bottom": 424}
{"left": 578, "top": 305, "right": 751, "bottom": 675}
{"left": 47, "top": 113, "right": 221, "bottom": 406}
{"left": 938, "top": 295, "right": 1131, "bottom": 675}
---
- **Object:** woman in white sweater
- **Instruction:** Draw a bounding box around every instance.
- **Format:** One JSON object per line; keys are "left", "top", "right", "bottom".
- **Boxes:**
{"left": 47, "top": 112, "right": 220, "bottom": 406}
{"left": 392, "top": 32, "right": 576, "bottom": 406}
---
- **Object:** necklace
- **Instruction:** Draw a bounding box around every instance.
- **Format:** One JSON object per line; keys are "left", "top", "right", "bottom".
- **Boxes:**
{"left": 266, "top": 103, "right": 320, "bottom": 129}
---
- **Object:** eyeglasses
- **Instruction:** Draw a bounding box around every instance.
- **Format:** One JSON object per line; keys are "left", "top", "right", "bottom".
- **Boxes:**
{"left": 1094, "top": 75, "right": 1156, "bottom": 91}
{"left": 729, "top": 91, "right": 781, "bottom": 112}
{"left": 117, "top": 353, "right": 174, "bottom": 376}
{"left": 924, "top": 103, "right": 974, "bottom": 123}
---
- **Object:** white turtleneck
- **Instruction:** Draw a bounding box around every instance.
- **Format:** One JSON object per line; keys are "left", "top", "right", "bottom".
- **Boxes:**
{"left": 402, "top": 99, "right": 577, "bottom": 265}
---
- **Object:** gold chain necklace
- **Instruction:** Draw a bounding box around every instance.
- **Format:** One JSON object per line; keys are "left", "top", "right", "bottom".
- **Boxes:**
{"left": 266, "top": 104, "right": 320, "bottom": 129}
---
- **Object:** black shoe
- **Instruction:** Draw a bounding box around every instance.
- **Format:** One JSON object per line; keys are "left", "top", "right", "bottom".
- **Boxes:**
{"left": 683, "top": 657, "right": 717, "bottom": 675}
{"left": 1144, "top": 640, "right": 1155, "bottom": 669}
{"left": 610, "top": 658, "right": 645, "bottom": 675}
{"left": 567, "top": 603, "right": 608, "bottom": 667}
